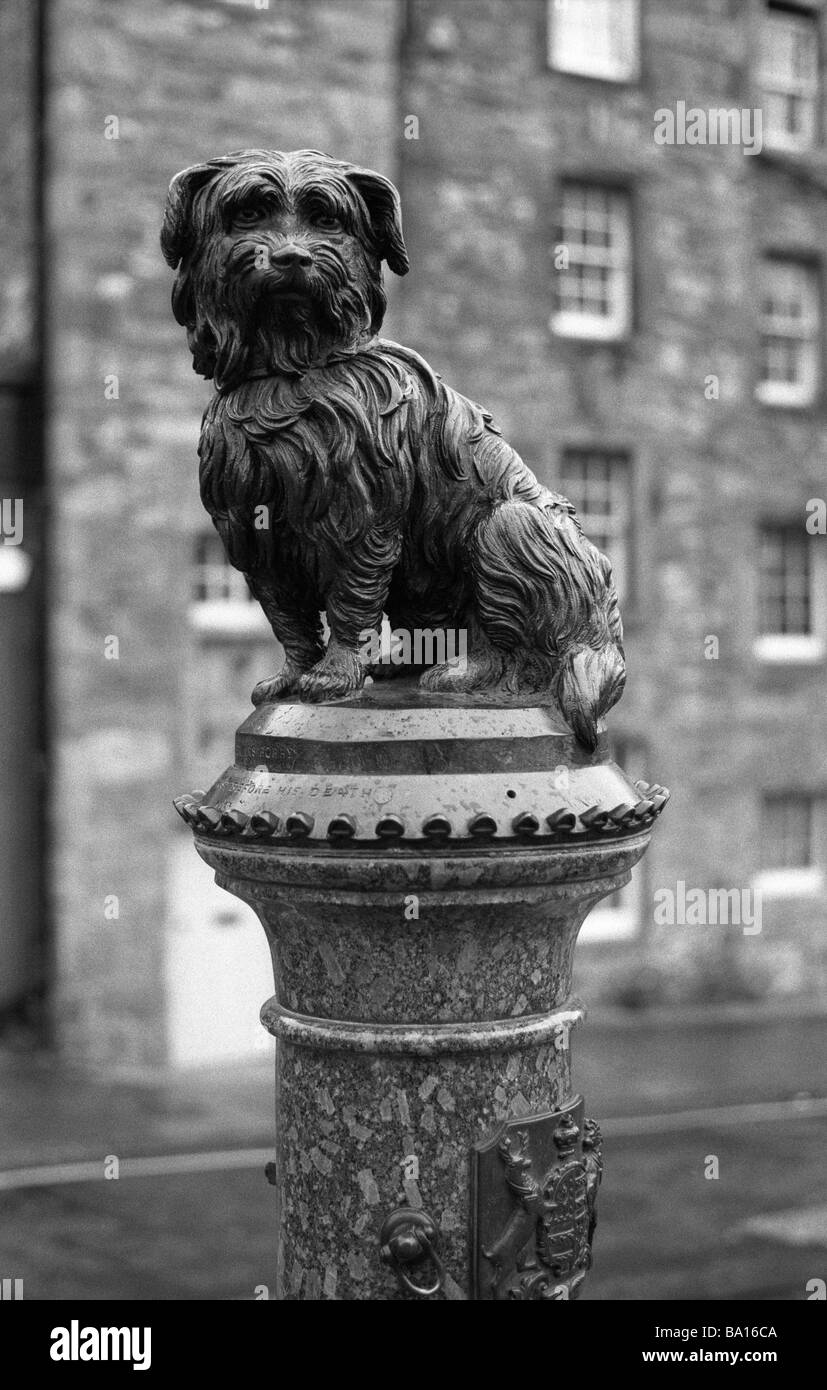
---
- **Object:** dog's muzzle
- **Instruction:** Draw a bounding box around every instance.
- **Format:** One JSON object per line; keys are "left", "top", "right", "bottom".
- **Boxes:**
{"left": 269, "top": 244, "right": 313, "bottom": 273}
{"left": 237, "top": 238, "right": 315, "bottom": 295}
{"left": 260, "top": 242, "right": 314, "bottom": 293}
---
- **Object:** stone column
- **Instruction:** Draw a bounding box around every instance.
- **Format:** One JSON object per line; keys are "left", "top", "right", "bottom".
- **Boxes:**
{"left": 175, "top": 680, "right": 667, "bottom": 1300}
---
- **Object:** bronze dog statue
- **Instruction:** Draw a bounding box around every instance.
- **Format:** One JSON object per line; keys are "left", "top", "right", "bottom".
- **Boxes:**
{"left": 162, "top": 149, "right": 625, "bottom": 748}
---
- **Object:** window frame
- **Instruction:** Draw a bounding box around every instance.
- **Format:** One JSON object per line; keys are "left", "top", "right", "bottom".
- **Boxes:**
{"left": 754, "top": 790, "right": 825, "bottom": 897}
{"left": 755, "top": 254, "right": 822, "bottom": 409}
{"left": 755, "top": 2, "right": 822, "bottom": 154}
{"left": 754, "top": 520, "right": 827, "bottom": 663}
{"left": 559, "top": 446, "right": 633, "bottom": 604}
{"left": 546, "top": 0, "right": 642, "bottom": 86}
{"left": 189, "top": 531, "right": 270, "bottom": 638}
{"left": 551, "top": 180, "right": 634, "bottom": 342}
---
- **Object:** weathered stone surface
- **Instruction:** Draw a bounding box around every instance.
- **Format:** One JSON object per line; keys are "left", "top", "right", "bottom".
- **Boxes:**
{"left": 275, "top": 1043, "right": 573, "bottom": 1300}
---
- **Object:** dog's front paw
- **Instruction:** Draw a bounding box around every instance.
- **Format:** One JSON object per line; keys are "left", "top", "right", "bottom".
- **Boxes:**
{"left": 251, "top": 662, "right": 306, "bottom": 705}
{"left": 419, "top": 659, "right": 473, "bottom": 693}
{"left": 298, "top": 645, "right": 365, "bottom": 702}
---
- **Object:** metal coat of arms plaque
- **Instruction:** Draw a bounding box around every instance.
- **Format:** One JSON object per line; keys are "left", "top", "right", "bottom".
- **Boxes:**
{"left": 472, "top": 1096, "right": 603, "bottom": 1300}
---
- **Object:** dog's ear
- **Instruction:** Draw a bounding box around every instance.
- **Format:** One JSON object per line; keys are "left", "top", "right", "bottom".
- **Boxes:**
{"left": 346, "top": 167, "right": 410, "bottom": 276}
{"left": 161, "top": 162, "right": 221, "bottom": 269}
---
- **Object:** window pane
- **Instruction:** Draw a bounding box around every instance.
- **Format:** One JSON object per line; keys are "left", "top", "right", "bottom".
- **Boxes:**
{"left": 762, "top": 794, "right": 813, "bottom": 869}
{"left": 553, "top": 183, "right": 632, "bottom": 338}
{"left": 758, "top": 7, "right": 820, "bottom": 149}
{"left": 560, "top": 449, "right": 631, "bottom": 599}
{"left": 756, "top": 259, "right": 820, "bottom": 404}
{"left": 548, "top": 0, "right": 640, "bottom": 82}
{"left": 758, "top": 524, "right": 812, "bottom": 635}
{"left": 192, "top": 532, "right": 253, "bottom": 605}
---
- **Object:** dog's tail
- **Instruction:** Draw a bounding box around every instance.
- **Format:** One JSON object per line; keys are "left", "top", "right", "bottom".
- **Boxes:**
{"left": 472, "top": 499, "right": 625, "bottom": 749}
{"left": 554, "top": 643, "right": 626, "bottom": 752}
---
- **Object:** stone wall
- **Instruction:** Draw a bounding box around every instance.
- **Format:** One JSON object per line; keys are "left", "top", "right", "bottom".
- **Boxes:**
{"left": 48, "top": 0, "right": 403, "bottom": 1067}
{"left": 395, "top": 0, "right": 827, "bottom": 1007}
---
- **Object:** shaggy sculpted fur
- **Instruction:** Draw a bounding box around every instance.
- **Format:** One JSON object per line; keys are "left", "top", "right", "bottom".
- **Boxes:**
{"left": 162, "top": 149, "right": 625, "bottom": 748}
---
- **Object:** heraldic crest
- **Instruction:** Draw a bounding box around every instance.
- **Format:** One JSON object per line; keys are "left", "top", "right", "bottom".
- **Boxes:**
{"left": 473, "top": 1098, "right": 603, "bottom": 1300}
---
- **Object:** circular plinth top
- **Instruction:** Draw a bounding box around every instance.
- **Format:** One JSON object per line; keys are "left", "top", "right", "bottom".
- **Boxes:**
{"left": 174, "top": 678, "right": 669, "bottom": 850}
{"left": 236, "top": 685, "right": 582, "bottom": 775}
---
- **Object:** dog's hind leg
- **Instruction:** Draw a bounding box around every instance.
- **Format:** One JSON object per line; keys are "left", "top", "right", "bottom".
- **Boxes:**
{"left": 418, "top": 614, "right": 509, "bottom": 693}
{"left": 467, "top": 499, "right": 625, "bottom": 746}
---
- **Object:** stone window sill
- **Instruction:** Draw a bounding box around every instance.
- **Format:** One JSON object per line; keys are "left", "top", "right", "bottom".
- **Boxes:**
{"left": 752, "top": 868, "right": 824, "bottom": 899}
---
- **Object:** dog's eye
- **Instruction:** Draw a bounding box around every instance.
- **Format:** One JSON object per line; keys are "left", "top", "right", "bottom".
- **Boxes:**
{"left": 232, "top": 206, "right": 268, "bottom": 229}
{"left": 313, "top": 214, "right": 343, "bottom": 232}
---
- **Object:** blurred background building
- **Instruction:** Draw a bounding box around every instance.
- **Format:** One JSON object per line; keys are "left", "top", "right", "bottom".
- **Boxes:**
{"left": 1, "top": 0, "right": 826, "bottom": 1074}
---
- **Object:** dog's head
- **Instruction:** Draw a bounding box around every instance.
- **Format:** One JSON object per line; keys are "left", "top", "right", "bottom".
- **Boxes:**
{"left": 161, "top": 149, "right": 409, "bottom": 388}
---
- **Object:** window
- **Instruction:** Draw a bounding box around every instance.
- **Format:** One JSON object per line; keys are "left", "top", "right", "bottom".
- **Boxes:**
{"left": 757, "top": 4, "right": 820, "bottom": 152}
{"left": 763, "top": 793, "right": 813, "bottom": 869}
{"left": 559, "top": 448, "right": 631, "bottom": 600}
{"left": 579, "top": 736, "right": 645, "bottom": 941}
{"left": 548, "top": 0, "right": 640, "bottom": 83}
{"left": 755, "top": 523, "right": 825, "bottom": 661}
{"left": 759, "top": 524, "right": 811, "bottom": 635}
{"left": 193, "top": 532, "right": 252, "bottom": 604}
{"left": 190, "top": 531, "right": 268, "bottom": 636}
{"left": 755, "top": 792, "right": 824, "bottom": 896}
{"left": 756, "top": 258, "right": 820, "bottom": 407}
{"left": 552, "top": 183, "right": 632, "bottom": 340}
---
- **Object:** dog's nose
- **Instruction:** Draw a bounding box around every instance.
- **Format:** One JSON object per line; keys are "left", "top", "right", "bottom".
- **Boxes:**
{"left": 270, "top": 245, "right": 313, "bottom": 270}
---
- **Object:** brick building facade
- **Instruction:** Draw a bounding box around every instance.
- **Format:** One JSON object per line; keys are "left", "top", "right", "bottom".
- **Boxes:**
{"left": 0, "top": 0, "right": 824, "bottom": 1069}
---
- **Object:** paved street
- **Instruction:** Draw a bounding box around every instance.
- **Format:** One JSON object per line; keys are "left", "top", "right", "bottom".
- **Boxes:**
{"left": 1, "top": 1011, "right": 824, "bottom": 1300}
